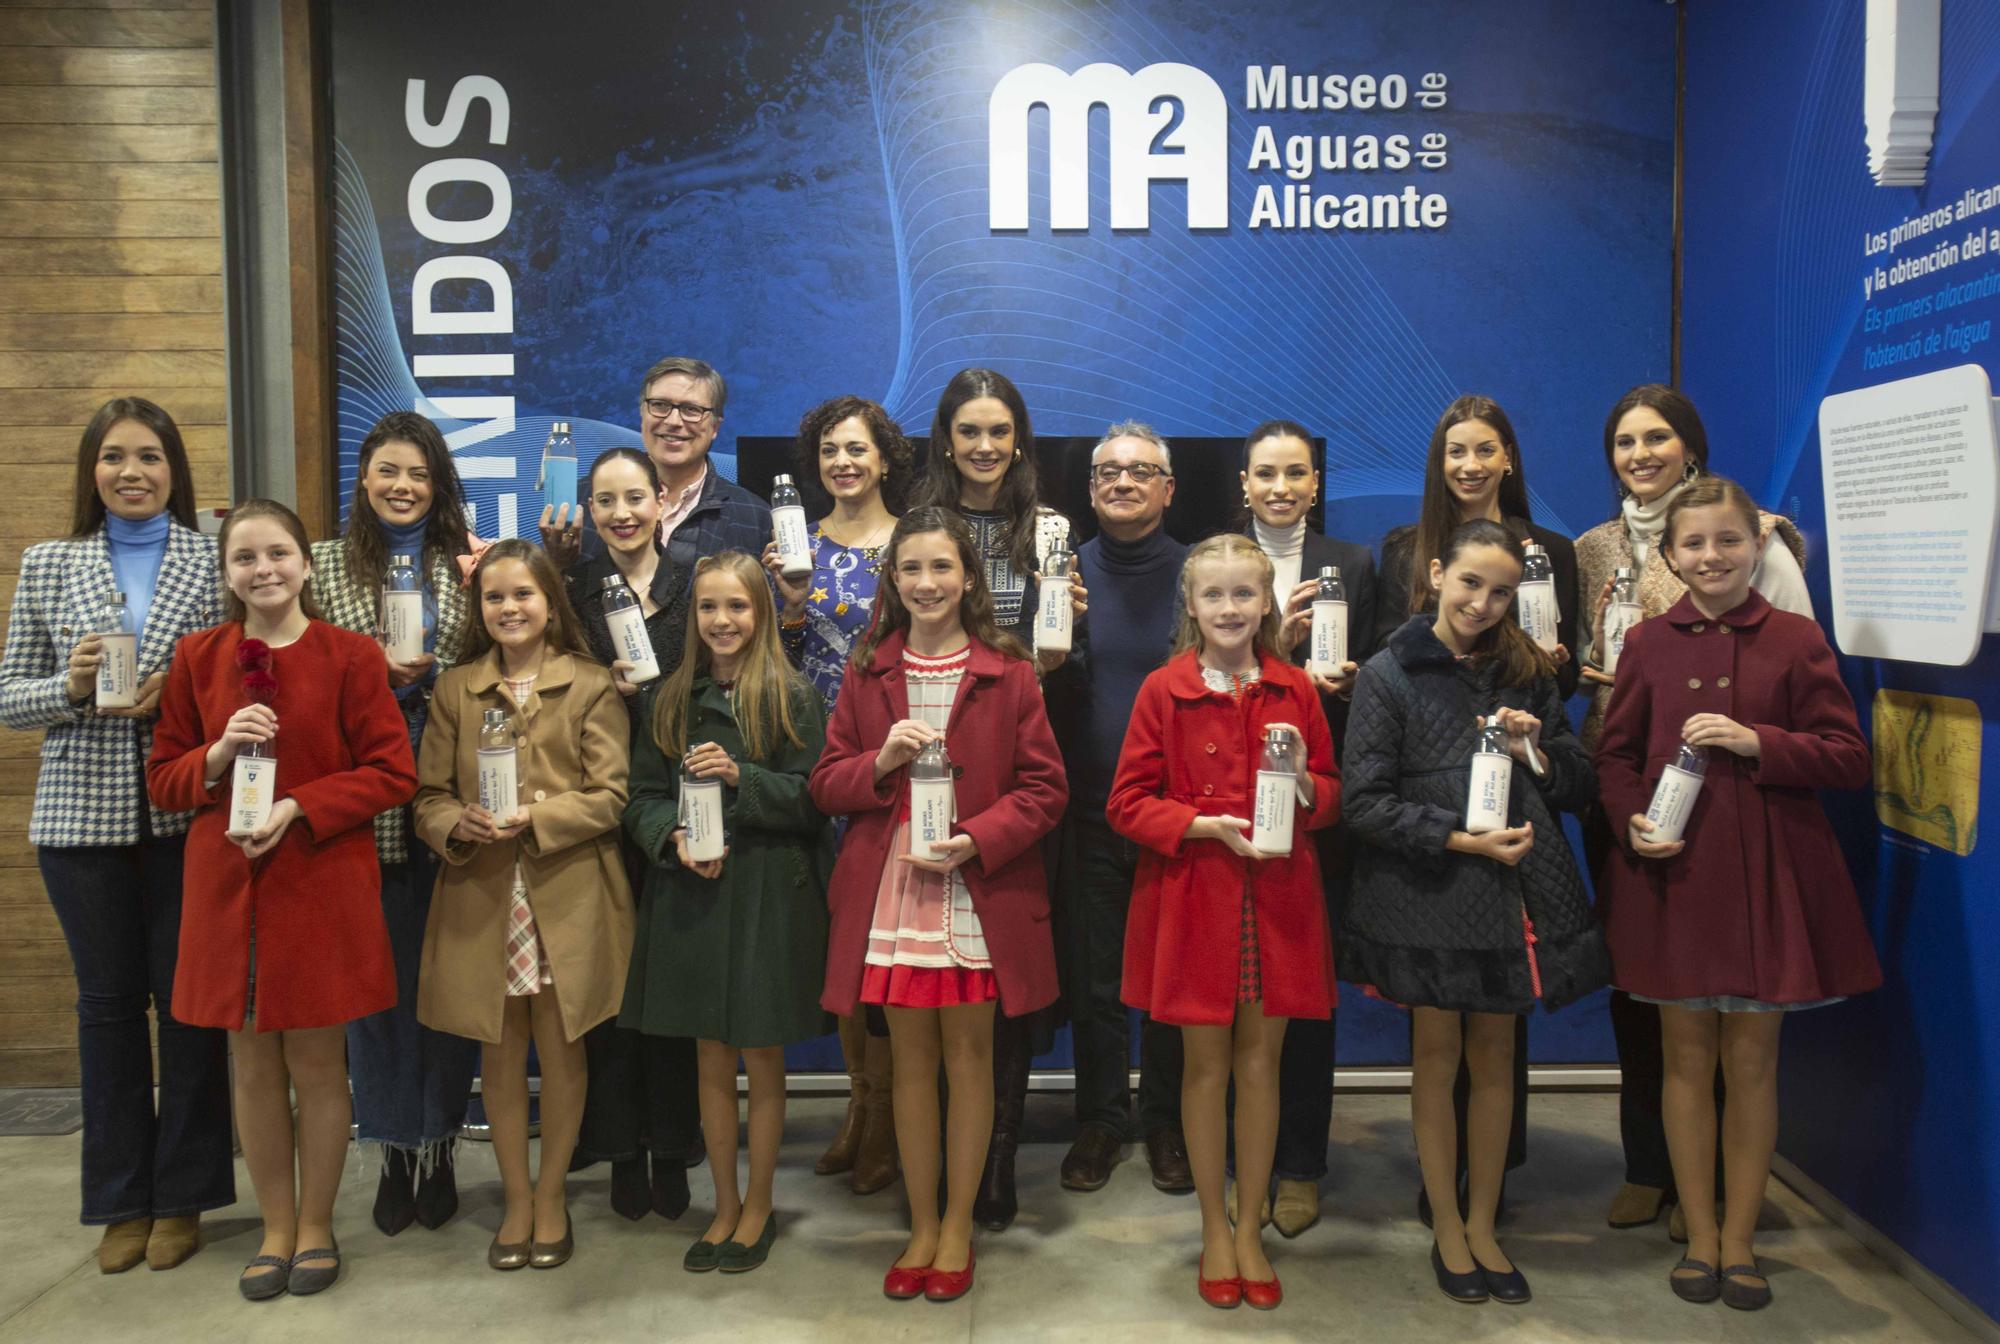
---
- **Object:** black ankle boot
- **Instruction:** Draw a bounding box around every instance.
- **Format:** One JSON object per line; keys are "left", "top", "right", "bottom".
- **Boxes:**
{"left": 610, "top": 1155, "right": 650, "bottom": 1221}
{"left": 414, "top": 1145, "right": 459, "bottom": 1229}
{"left": 373, "top": 1148, "right": 417, "bottom": 1236}
{"left": 651, "top": 1152, "right": 691, "bottom": 1220}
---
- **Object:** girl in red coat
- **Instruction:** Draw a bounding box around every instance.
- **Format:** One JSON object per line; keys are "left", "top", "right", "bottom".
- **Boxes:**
{"left": 1597, "top": 477, "right": 1877, "bottom": 1312}
{"left": 1108, "top": 533, "right": 1338, "bottom": 1311}
{"left": 148, "top": 499, "right": 417, "bottom": 1300}
{"left": 811, "top": 506, "right": 1067, "bottom": 1303}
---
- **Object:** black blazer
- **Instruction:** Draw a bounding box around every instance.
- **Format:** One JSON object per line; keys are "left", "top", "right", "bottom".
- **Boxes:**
{"left": 1371, "top": 518, "right": 1580, "bottom": 700}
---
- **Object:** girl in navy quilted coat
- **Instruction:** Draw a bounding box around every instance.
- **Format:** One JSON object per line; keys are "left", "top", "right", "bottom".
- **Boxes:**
{"left": 1339, "top": 519, "right": 1607, "bottom": 1305}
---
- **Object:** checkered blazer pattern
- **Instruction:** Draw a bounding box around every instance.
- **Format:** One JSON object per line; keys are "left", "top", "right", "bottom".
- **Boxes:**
{"left": 0, "top": 523, "right": 218, "bottom": 846}
{"left": 310, "top": 536, "right": 471, "bottom": 862}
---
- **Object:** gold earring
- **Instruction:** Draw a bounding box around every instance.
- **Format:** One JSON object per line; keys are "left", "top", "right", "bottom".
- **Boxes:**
{"left": 1013, "top": 448, "right": 1022, "bottom": 462}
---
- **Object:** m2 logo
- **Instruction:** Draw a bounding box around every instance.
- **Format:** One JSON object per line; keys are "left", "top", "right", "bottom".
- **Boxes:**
{"left": 988, "top": 62, "right": 1227, "bottom": 231}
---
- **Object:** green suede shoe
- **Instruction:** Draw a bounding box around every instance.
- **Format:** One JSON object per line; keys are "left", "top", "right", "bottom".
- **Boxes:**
{"left": 717, "top": 1214, "right": 778, "bottom": 1273}
{"left": 684, "top": 1236, "right": 725, "bottom": 1273}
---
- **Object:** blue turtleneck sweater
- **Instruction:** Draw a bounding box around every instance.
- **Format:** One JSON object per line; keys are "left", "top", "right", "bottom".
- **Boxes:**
{"left": 105, "top": 510, "right": 170, "bottom": 640}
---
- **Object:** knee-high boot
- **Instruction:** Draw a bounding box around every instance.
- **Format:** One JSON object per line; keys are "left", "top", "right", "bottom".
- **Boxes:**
{"left": 975, "top": 1017, "right": 1032, "bottom": 1230}
{"left": 816, "top": 1013, "right": 869, "bottom": 1176}
{"left": 849, "top": 1031, "right": 899, "bottom": 1194}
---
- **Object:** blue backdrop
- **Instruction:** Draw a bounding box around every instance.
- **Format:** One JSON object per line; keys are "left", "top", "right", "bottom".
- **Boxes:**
{"left": 326, "top": 0, "right": 1677, "bottom": 1066}
{"left": 1682, "top": 0, "right": 2000, "bottom": 1321}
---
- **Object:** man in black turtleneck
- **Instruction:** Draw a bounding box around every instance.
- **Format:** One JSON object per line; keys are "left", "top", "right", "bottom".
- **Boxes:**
{"left": 1046, "top": 422, "right": 1191, "bottom": 1195}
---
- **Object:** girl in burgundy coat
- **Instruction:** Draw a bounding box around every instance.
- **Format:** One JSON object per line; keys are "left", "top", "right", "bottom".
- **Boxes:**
{"left": 1109, "top": 533, "right": 1338, "bottom": 1311}
{"left": 811, "top": 506, "right": 1066, "bottom": 1303}
{"left": 148, "top": 499, "right": 417, "bottom": 1300}
{"left": 1597, "top": 477, "right": 1877, "bottom": 1311}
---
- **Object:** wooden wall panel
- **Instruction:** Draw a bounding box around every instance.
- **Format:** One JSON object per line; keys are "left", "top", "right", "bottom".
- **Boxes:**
{"left": 0, "top": 3, "right": 224, "bottom": 1086}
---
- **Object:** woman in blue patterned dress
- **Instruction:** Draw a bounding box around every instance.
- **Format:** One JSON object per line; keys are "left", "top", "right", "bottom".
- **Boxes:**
{"left": 764, "top": 395, "right": 911, "bottom": 1194}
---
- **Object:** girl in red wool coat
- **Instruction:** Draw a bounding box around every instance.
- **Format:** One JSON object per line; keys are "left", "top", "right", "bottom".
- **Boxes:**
{"left": 1108, "top": 533, "right": 1338, "bottom": 1312}
{"left": 1596, "top": 476, "right": 1877, "bottom": 1313}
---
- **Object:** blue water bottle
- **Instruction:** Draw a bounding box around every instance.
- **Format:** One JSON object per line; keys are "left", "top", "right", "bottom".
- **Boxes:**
{"left": 538, "top": 420, "right": 577, "bottom": 516}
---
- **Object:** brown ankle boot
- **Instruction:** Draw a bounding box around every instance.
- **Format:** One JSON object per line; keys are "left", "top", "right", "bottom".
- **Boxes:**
{"left": 849, "top": 1032, "right": 899, "bottom": 1195}
{"left": 146, "top": 1214, "right": 201, "bottom": 1270}
{"left": 816, "top": 1014, "right": 869, "bottom": 1175}
{"left": 97, "top": 1218, "right": 152, "bottom": 1274}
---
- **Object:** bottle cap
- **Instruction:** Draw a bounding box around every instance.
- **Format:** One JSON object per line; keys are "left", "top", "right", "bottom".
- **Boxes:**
{"left": 108, "top": 590, "right": 127, "bottom": 604}
{"left": 1523, "top": 542, "right": 1547, "bottom": 555}
{"left": 482, "top": 708, "right": 508, "bottom": 728}
{"left": 1615, "top": 566, "right": 1632, "bottom": 578}
{"left": 391, "top": 553, "right": 413, "bottom": 567}
{"left": 1320, "top": 565, "right": 1339, "bottom": 579}
{"left": 602, "top": 574, "right": 629, "bottom": 592}
{"left": 774, "top": 473, "right": 794, "bottom": 486}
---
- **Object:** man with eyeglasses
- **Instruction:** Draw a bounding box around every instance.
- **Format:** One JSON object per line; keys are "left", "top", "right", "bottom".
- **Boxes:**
{"left": 542, "top": 355, "right": 771, "bottom": 577}
{"left": 1043, "top": 421, "right": 1191, "bottom": 1196}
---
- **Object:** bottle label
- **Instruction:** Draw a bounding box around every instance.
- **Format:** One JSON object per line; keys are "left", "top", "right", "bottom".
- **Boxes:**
{"left": 1035, "top": 577, "right": 1072, "bottom": 654}
{"left": 1645, "top": 764, "right": 1703, "bottom": 844}
{"left": 910, "top": 778, "right": 955, "bottom": 858}
{"left": 774, "top": 505, "right": 813, "bottom": 574}
{"left": 477, "top": 746, "right": 518, "bottom": 819}
{"left": 1251, "top": 769, "right": 1295, "bottom": 855}
{"left": 543, "top": 454, "right": 576, "bottom": 512}
{"left": 96, "top": 632, "right": 138, "bottom": 707}
{"left": 1464, "top": 750, "right": 1512, "bottom": 834}
{"left": 681, "top": 779, "right": 726, "bottom": 861}
{"left": 1310, "top": 599, "right": 1348, "bottom": 674}
{"left": 1518, "top": 580, "right": 1559, "bottom": 652}
{"left": 231, "top": 753, "right": 274, "bottom": 836}
{"left": 606, "top": 606, "right": 660, "bottom": 684}
{"left": 1603, "top": 601, "right": 1641, "bottom": 674}
{"left": 383, "top": 590, "right": 424, "bottom": 663}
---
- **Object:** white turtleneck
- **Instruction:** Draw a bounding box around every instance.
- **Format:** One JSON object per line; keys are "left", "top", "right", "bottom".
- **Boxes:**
{"left": 1622, "top": 478, "right": 1814, "bottom": 617}
{"left": 1252, "top": 515, "right": 1307, "bottom": 603}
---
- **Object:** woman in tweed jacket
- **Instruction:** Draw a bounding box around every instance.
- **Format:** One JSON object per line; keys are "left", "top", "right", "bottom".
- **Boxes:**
{"left": 309, "top": 412, "right": 478, "bottom": 1237}
{"left": 0, "top": 398, "right": 231, "bottom": 1274}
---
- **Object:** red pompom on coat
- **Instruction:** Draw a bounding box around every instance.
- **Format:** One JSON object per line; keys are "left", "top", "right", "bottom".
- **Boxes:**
{"left": 148, "top": 621, "right": 416, "bottom": 1031}
{"left": 1109, "top": 650, "right": 1340, "bottom": 1026}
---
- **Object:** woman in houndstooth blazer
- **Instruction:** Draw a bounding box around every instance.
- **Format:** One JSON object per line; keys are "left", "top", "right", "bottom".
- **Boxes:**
{"left": 0, "top": 398, "right": 232, "bottom": 1275}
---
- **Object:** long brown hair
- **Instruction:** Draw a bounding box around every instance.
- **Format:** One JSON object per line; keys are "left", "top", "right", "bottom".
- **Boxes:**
{"left": 1169, "top": 533, "right": 1286, "bottom": 661}
{"left": 1603, "top": 383, "right": 1710, "bottom": 511}
{"left": 652, "top": 551, "right": 809, "bottom": 761}
{"left": 850, "top": 506, "right": 1030, "bottom": 668}
{"left": 1431, "top": 519, "right": 1551, "bottom": 688}
{"left": 1393, "top": 395, "right": 1536, "bottom": 618}
{"left": 461, "top": 539, "right": 594, "bottom": 662}
{"left": 1661, "top": 475, "right": 1762, "bottom": 561}
{"left": 68, "top": 397, "right": 199, "bottom": 537}
{"left": 911, "top": 368, "right": 1041, "bottom": 576}
{"left": 217, "top": 499, "right": 325, "bottom": 623}
{"left": 343, "top": 411, "right": 473, "bottom": 594}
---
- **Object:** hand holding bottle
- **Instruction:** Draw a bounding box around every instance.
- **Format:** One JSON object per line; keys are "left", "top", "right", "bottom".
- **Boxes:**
{"left": 671, "top": 827, "right": 727, "bottom": 879}
{"left": 874, "top": 718, "right": 938, "bottom": 780}
{"left": 1184, "top": 813, "right": 1262, "bottom": 859}
{"left": 1492, "top": 707, "right": 1546, "bottom": 770}
{"left": 761, "top": 541, "right": 813, "bottom": 613}
{"left": 98, "top": 670, "right": 166, "bottom": 720}
{"left": 64, "top": 631, "right": 104, "bottom": 702}
{"left": 683, "top": 740, "right": 740, "bottom": 787}
{"left": 1626, "top": 813, "right": 1685, "bottom": 859}
{"left": 899, "top": 832, "right": 980, "bottom": 874}
{"left": 205, "top": 703, "right": 277, "bottom": 780}
{"left": 384, "top": 651, "right": 436, "bottom": 690}
{"left": 1681, "top": 712, "right": 1760, "bottom": 757}
{"left": 451, "top": 801, "right": 527, "bottom": 844}
{"left": 536, "top": 503, "right": 583, "bottom": 569}
{"left": 235, "top": 796, "right": 301, "bottom": 858}
{"left": 1448, "top": 822, "right": 1534, "bottom": 866}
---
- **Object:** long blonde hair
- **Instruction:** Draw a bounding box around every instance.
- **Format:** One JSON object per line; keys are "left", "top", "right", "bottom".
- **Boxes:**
{"left": 1170, "top": 533, "right": 1286, "bottom": 661}
{"left": 652, "top": 551, "right": 808, "bottom": 761}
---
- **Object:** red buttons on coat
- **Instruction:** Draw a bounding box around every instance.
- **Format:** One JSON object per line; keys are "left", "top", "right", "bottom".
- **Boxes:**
{"left": 1687, "top": 678, "right": 1702, "bottom": 689}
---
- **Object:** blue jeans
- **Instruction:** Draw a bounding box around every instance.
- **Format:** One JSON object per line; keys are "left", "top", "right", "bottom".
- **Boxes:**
{"left": 347, "top": 852, "right": 478, "bottom": 1152}
{"left": 38, "top": 836, "right": 234, "bottom": 1224}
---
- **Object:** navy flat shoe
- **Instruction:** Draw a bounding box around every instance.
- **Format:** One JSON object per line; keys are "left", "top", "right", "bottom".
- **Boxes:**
{"left": 1431, "top": 1243, "right": 1488, "bottom": 1304}
{"left": 1472, "top": 1251, "right": 1530, "bottom": 1305}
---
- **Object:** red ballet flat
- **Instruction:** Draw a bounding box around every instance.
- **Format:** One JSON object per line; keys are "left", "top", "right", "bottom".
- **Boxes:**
{"left": 883, "top": 1260, "right": 930, "bottom": 1300}
{"left": 1242, "top": 1273, "right": 1283, "bottom": 1310}
{"left": 1198, "top": 1256, "right": 1242, "bottom": 1309}
{"left": 924, "top": 1247, "right": 975, "bottom": 1302}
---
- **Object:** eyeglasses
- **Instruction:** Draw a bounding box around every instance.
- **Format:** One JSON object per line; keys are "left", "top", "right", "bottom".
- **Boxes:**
{"left": 1090, "top": 462, "right": 1170, "bottom": 485}
{"left": 642, "top": 398, "right": 716, "bottom": 424}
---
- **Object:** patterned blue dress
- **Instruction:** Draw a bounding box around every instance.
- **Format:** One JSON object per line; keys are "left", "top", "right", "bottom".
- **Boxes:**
{"left": 782, "top": 524, "right": 886, "bottom": 710}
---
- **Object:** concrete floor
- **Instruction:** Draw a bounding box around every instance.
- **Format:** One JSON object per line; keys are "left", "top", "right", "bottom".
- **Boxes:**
{"left": 0, "top": 1093, "right": 1976, "bottom": 1343}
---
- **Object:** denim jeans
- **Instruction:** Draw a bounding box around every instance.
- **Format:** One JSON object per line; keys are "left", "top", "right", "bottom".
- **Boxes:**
{"left": 347, "top": 852, "right": 479, "bottom": 1152}
{"left": 1056, "top": 811, "right": 1182, "bottom": 1136}
{"left": 38, "top": 836, "right": 234, "bottom": 1224}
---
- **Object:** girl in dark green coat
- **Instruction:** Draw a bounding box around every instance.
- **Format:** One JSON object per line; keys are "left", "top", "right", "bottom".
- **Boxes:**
{"left": 622, "top": 551, "right": 832, "bottom": 1274}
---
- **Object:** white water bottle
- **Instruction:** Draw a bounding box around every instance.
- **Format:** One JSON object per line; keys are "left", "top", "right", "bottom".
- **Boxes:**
{"left": 1517, "top": 543, "right": 1560, "bottom": 653}
{"left": 908, "top": 736, "right": 955, "bottom": 858}
{"left": 601, "top": 574, "right": 660, "bottom": 684}
{"left": 771, "top": 474, "right": 813, "bottom": 580}
{"left": 95, "top": 590, "right": 138, "bottom": 709}
{"left": 1308, "top": 565, "right": 1348, "bottom": 676}
{"left": 230, "top": 738, "right": 275, "bottom": 836}
{"left": 1601, "top": 566, "right": 1641, "bottom": 675}
{"left": 477, "top": 708, "right": 518, "bottom": 820}
{"left": 1464, "top": 714, "right": 1513, "bottom": 834}
{"left": 382, "top": 552, "right": 424, "bottom": 663}
{"left": 1251, "top": 724, "right": 1301, "bottom": 856}
{"left": 1035, "top": 548, "right": 1074, "bottom": 655}
{"left": 1645, "top": 742, "right": 1708, "bottom": 844}
{"left": 680, "top": 759, "right": 726, "bottom": 862}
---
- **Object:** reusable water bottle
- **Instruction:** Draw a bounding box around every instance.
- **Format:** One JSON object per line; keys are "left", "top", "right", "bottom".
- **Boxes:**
{"left": 908, "top": 736, "right": 955, "bottom": 858}
{"left": 477, "top": 708, "right": 518, "bottom": 820}
{"left": 680, "top": 759, "right": 726, "bottom": 862}
{"left": 771, "top": 473, "right": 813, "bottom": 580}
{"left": 1035, "top": 548, "right": 1074, "bottom": 655}
{"left": 1251, "top": 724, "right": 1301, "bottom": 856}
{"left": 1516, "top": 542, "right": 1560, "bottom": 653}
{"left": 230, "top": 737, "right": 274, "bottom": 836}
{"left": 1308, "top": 565, "right": 1348, "bottom": 676}
{"left": 1463, "top": 714, "right": 1513, "bottom": 834}
{"left": 1644, "top": 742, "right": 1708, "bottom": 844}
{"left": 1601, "top": 567, "right": 1641, "bottom": 675}
{"left": 382, "top": 552, "right": 424, "bottom": 663}
{"left": 538, "top": 420, "right": 577, "bottom": 516}
{"left": 601, "top": 574, "right": 660, "bottom": 684}
{"left": 95, "top": 590, "right": 138, "bottom": 709}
